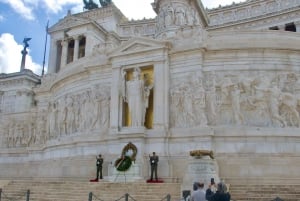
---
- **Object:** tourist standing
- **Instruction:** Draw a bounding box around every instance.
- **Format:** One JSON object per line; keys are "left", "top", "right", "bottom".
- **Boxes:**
{"left": 191, "top": 182, "right": 206, "bottom": 201}
{"left": 206, "top": 181, "right": 231, "bottom": 201}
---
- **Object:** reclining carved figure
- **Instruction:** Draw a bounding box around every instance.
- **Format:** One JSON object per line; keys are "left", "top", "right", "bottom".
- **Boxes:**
{"left": 190, "top": 150, "right": 214, "bottom": 159}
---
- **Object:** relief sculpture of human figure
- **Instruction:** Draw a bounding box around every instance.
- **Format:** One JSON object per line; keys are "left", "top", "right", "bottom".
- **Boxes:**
{"left": 124, "top": 67, "right": 152, "bottom": 127}
{"left": 230, "top": 84, "right": 244, "bottom": 125}
{"left": 254, "top": 84, "right": 287, "bottom": 127}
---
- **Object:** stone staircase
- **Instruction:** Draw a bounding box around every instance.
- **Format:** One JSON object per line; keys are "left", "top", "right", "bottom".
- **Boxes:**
{"left": 0, "top": 180, "right": 182, "bottom": 201}
{"left": 2, "top": 180, "right": 300, "bottom": 201}
{"left": 229, "top": 184, "right": 300, "bottom": 201}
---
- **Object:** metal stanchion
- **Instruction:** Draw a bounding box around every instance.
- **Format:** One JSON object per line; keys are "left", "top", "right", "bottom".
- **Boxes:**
{"left": 88, "top": 192, "right": 93, "bottom": 201}
{"left": 26, "top": 190, "right": 30, "bottom": 201}
{"left": 166, "top": 194, "right": 171, "bottom": 201}
{"left": 125, "top": 193, "right": 129, "bottom": 201}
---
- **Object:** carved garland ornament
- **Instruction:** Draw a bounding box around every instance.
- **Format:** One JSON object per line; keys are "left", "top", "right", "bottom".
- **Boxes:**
{"left": 114, "top": 142, "right": 138, "bottom": 172}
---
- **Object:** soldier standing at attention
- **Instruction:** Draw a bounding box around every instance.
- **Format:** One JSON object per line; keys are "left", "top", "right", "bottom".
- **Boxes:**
{"left": 149, "top": 152, "right": 159, "bottom": 181}
{"left": 96, "top": 154, "right": 103, "bottom": 180}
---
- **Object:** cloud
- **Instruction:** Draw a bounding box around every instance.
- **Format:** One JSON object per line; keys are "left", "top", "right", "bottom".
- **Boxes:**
{"left": 42, "top": 0, "right": 82, "bottom": 14}
{"left": 0, "top": 0, "right": 247, "bottom": 22}
{"left": 113, "top": 0, "right": 156, "bottom": 20}
{"left": 0, "top": 33, "right": 42, "bottom": 74}
{"left": 0, "top": 14, "right": 4, "bottom": 22}
{"left": 201, "top": 0, "right": 246, "bottom": 9}
{"left": 0, "top": 0, "right": 83, "bottom": 20}
{"left": 0, "top": 0, "right": 35, "bottom": 20}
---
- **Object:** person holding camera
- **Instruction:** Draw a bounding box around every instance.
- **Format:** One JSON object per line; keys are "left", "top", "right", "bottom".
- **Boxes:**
{"left": 210, "top": 178, "right": 217, "bottom": 193}
{"left": 206, "top": 181, "right": 231, "bottom": 201}
{"left": 149, "top": 152, "right": 159, "bottom": 181}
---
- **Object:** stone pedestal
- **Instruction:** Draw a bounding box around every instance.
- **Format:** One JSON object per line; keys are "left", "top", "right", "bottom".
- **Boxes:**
{"left": 182, "top": 157, "right": 220, "bottom": 191}
{"left": 107, "top": 163, "right": 143, "bottom": 182}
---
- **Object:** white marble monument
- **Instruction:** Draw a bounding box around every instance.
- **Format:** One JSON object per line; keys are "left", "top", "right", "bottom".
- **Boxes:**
{"left": 0, "top": 0, "right": 300, "bottom": 186}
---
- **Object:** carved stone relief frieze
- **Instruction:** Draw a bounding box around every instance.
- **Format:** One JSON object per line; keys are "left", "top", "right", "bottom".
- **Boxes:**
{"left": 155, "top": 1, "right": 200, "bottom": 36}
{"left": 119, "top": 21, "right": 156, "bottom": 37}
{"left": 219, "top": 72, "right": 300, "bottom": 127}
{"left": 170, "top": 71, "right": 300, "bottom": 129}
{"left": 0, "top": 85, "right": 111, "bottom": 148}
{"left": 1, "top": 116, "right": 36, "bottom": 148}
{"left": 48, "top": 85, "right": 111, "bottom": 138}
{"left": 207, "top": 0, "right": 300, "bottom": 26}
{"left": 170, "top": 73, "right": 208, "bottom": 128}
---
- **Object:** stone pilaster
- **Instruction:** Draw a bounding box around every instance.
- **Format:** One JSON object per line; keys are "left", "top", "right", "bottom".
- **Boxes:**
{"left": 153, "top": 61, "right": 169, "bottom": 130}
{"left": 47, "top": 40, "right": 58, "bottom": 73}
{"left": 110, "top": 66, "right": 122, "bottom": 133}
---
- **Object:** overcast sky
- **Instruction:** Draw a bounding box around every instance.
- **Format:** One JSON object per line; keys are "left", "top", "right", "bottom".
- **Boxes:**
{"left": 0, "top": 0, "right": 245, "bottom": 75}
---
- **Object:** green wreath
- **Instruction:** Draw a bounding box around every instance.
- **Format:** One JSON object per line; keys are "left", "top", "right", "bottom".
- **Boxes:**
{"left": 121, "top": 142, "right": 137, "bottom": 162}
{"left": 114, "top": 156, "right": 132, "bottom": 171}
{"left": 114, "top": 142, "right": 138, "bottom": 172}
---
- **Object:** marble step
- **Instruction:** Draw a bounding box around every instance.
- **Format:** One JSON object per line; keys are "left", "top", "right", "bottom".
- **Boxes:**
{"left": 0, "top": 180, "right": 182, "bottom": 201}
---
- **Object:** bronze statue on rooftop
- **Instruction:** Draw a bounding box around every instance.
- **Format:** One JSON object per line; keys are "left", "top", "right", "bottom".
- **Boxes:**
{"left": 83, "top": 0, "right": 112, "bottom": 10}
{"left": 83, "top": 0, "right": 98, "bottom": 10}
{"left": 99, "top": 0, "right": 112, "bottom": 7}
{"left": 20, "top": 37, "right": 31, "bottom": 71}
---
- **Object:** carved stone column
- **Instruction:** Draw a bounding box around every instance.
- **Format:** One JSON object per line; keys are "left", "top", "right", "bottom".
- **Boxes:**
{"left": 73, "top": 36, "right": 79, "bottom": 61}
{"left": 295, "top": 22, "right": 300, "bottom": 32}
{"left": 277, "top": 24, "right": 285, "bottom": 31}
{"left": 0, "top": 91, "right": 3, "bottom": 113}
{"left": 60, "top": 40, "right": 68, "bottom": 68}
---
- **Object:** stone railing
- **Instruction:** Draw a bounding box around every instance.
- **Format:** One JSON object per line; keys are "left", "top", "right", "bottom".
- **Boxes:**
{"left": 0, "top": 189, "right": 30, "bottom": 201}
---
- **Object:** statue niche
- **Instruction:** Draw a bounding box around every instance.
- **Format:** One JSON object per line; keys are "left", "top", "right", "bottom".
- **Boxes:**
{"left": 120, "top": 67, "right": 154, "bottom": 129}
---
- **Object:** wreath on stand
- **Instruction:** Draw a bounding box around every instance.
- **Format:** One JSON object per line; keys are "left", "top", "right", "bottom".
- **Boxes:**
{"left": 114, "top": 142, "right": 138, "bottom": 172}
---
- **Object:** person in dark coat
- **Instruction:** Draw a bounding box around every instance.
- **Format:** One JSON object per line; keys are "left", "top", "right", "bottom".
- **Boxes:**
{"left": 96, "top": 154, "right": 103, "bottom": 180}
{"left": 206, "top": 181, "right": 231, "bottom": 201}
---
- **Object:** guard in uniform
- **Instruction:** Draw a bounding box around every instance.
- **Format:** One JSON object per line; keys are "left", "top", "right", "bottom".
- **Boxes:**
{"left": 149, "top": 152, "right": 159, "bottom": 181}
{"left": 96, "top": 154, "right": 103, "bottom": 180}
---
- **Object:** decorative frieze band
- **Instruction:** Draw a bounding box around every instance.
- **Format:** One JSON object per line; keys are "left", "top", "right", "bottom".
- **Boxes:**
{"left": 207, "top": 0, "right": 300, "bottom": 26}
